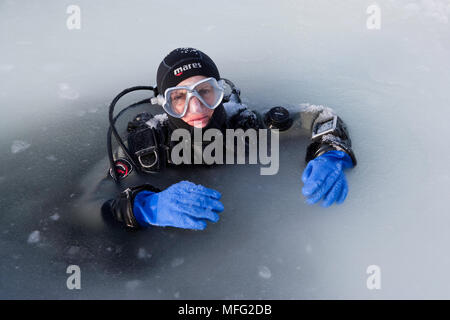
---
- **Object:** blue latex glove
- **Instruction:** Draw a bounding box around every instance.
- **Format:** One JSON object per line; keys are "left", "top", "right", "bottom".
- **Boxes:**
{"left": 302, "top": 150, "right": 354, "bottom": 207}
{"left": 133, "top": 180, "right": 224, "bottom": 230}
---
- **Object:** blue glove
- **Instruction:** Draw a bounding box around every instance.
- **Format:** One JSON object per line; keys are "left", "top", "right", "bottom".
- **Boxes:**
{"left": 302, "top": 150, "right": 354, "bottom": 207}
{"left": 133, "top": 180, "right": 224, "bottom": 230}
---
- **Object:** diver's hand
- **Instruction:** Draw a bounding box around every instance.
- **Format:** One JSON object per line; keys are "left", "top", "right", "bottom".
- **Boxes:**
{"left": 133, "top": 180, "right": 224, "bottom": 230}
{"left": 301, "top": 150, "right": 354, "bottom": 207}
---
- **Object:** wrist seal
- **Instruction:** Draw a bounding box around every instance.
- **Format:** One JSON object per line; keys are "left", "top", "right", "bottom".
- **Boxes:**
{"left": 102, "top": 184, "right": 161, "bottom": 229}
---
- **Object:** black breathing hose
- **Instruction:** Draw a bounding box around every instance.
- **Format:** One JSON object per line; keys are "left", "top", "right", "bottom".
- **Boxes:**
{"left": 107, "top": 86, "right": 156, "bottom": 182}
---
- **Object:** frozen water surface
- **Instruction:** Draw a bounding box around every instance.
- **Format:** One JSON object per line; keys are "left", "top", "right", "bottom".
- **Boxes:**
{"left": 1, "top": 0, "right": 450, "bottom": 299}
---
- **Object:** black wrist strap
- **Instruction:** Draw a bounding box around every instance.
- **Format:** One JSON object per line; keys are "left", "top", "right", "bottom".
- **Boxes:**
{"left": 314, "top": 143, "right": 357, "bottom": 167}
{"left": 103, "top": 184, "right": 161, "bottom": 229}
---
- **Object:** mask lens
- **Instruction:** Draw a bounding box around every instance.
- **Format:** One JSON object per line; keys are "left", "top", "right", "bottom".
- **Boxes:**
{"left": 194, "top": 79, "right": 223, "bottom": 109}
{"left": 166, "top": 88, "right": 188, "bottom": 116}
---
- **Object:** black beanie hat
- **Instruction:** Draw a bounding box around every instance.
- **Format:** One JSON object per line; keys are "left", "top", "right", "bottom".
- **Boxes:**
{"left": 156, "top": 47, "right": 220, "bottom": 95}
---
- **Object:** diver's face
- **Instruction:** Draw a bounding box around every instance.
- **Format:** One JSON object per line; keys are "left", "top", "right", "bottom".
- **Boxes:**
{"left": 176, "top": 75, "right": 215, "bottom": 128}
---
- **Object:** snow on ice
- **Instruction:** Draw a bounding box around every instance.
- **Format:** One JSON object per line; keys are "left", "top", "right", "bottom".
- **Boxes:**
{"left": 258, "top": 266, "right": 272, "bottom": 279}
{"left": 58, "top": 83, "right": 80, "bottom": 100}
{"left": 11, "top": 140, "right": 31, "bottom": 154}
{"left": 171, "top": 257, "right": 185, "bottom": 268}
{"left": 27, "top": 231, "right": 40, "bottom": 244}
{"left": 137, "top": 247, "right": 152, "bottom": 259}
{"left": 125, "top": 280, "right": 142, "bottom": 291}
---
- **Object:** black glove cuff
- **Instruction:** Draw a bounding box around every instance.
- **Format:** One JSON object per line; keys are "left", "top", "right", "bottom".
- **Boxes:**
{"left": 305, "top": 116, "right": 357, "bottom": 166}
{"left": 310, "top": 143, "right": 357, "bottom": 167}
{"left": 102, "top": 184, "right": 161, "bottom": 229}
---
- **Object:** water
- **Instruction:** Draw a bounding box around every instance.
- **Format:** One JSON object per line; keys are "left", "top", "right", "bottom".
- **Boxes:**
{"left": 1, "top": 0, "right": 450, "bottom": 299}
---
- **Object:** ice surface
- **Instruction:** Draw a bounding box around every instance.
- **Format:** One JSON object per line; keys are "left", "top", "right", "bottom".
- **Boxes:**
{"left": 1, "top": 0, "right": 450, "bottom": 299}
{"left": 66, "top": 246, "right": 80, "bottom": 255}
{"left": 0, "top": 64, "right": 15, "bottom": 72}
{"left": 258, "top": 266, "right": 272, "bottom": 279}
{"left": 125, "top": 280, "right": 142, "bottom": 291}
{"left": 137, "top": 247, "right": 152, "bottom": 259}
{"left": 58, "top": 83, "right": 79, "bottom": 100}
{"left": 171, "top": 257, "right": 185, "bottom": 268}
{"left": 49, "top": 213, "right": 60, "bottom": 221}
{"left": 11, "top": 140, "right": 31, "bottom": 154}
{"left": 27, "top": 231, "right": 40, "bottom": 244}
{"left": 45, "top": 155, "right": 57, "bottom": 162}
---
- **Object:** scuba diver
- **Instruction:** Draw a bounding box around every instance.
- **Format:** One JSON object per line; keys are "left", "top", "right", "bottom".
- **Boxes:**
{"left": 101, "top": 47, "right": 357, "bottom": 231}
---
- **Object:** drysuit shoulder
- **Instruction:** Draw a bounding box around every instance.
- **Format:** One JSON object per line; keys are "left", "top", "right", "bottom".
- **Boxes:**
{"left": 127, "top": 112, "right": 169, "bottom": 132}
{"left": 224, "top": 101, "right": 260, "bottom": 130}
